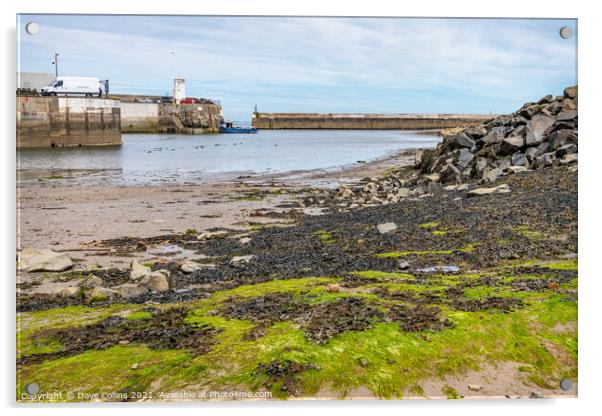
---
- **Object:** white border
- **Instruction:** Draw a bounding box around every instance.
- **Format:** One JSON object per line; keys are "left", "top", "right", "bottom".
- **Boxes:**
{"left": 3, "top": 1, "right": 601, "bottom": 415}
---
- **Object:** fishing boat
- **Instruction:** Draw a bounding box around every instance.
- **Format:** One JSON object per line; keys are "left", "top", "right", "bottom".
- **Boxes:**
{"left": 220, "top": 120, "right": 258, "bottom": 134}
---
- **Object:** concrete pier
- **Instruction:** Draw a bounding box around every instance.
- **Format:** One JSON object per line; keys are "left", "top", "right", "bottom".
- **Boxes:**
{"left": 252, "top": 112, "right": 493, "bottom": 130}
{"left": 17, "top": 96, "right": 121, "bottom": 148}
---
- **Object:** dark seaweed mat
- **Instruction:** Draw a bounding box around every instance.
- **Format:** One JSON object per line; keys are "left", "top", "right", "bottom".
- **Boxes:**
{"left": 19, "top": 307, "right": 221, "bottom": 365}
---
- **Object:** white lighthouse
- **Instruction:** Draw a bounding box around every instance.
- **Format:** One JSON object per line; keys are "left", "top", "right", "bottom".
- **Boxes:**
{"left": 173, "top": 78, "right": 185, "bottom": 104}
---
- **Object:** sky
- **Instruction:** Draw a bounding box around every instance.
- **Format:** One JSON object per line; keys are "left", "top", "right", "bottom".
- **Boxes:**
{"left": 17, "top": 15, "right": 577, "bottom": 122}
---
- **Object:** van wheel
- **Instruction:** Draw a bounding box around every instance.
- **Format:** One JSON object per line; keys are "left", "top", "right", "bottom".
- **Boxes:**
{"left": 85, "top": 93, "right": 92, "bottom": 98}
{"left": 50, "top": 92, "right": 57, "bottom": 96}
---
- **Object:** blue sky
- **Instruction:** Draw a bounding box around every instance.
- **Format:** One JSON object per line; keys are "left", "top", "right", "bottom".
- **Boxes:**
{"left": 17, "top": 15, "right": 577, "bottom": 122}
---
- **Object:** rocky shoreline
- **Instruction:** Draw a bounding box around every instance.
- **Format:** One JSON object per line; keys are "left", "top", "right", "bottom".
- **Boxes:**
{"left": 16, "top": 87, "right": 578, "bottom": 400}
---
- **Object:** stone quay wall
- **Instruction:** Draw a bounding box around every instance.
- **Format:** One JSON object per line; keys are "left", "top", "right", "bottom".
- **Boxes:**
{"left": 17, "top": 96, "right": 121, "bottom": 148}
{"left": 252, "top": 113, "right": 494, "bottom": 130}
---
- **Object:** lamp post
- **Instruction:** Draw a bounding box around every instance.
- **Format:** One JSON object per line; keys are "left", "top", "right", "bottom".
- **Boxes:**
{"left": 51, "top": 53, "right": 59, "bottom": 78}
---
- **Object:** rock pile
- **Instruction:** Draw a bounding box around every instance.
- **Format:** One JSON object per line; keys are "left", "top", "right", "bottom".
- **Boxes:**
{"left": 302, "top": 86, "right": 578, "bottom": 209}
{"left": 418, "top": 85, "right": 578, "bottom": 185}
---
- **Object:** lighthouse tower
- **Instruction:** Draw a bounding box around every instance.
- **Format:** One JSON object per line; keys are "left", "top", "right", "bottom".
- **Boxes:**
{"left": 173, "top": 78, "right": 185, "bottom": 104}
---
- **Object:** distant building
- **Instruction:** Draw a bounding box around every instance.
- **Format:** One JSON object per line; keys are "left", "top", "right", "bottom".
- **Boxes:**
{"left": 17, "top": 72, "right": 55, "bottom": 91}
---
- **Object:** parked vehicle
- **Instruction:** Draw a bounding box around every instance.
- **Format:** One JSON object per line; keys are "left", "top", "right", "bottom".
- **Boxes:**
{"left": 40, "top": 77, "right": 109, "bottom": 98}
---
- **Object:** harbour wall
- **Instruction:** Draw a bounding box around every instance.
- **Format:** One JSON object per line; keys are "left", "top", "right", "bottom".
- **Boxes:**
{"left": 252, "top": 113, "right": 494, "bottom": 130}
{"left": 16, "top": 97, "right": 223, "bottom": 147}
{"left": 120, "top": 102, "right": 222, "bottom": 134}
{"left": 17, "top": 96, "right": 121, "bottom": 148}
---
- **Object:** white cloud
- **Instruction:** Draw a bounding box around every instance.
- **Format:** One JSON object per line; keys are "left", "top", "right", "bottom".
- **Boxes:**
{"left": 18, "top": 16, "right": 577, "bottom": 119}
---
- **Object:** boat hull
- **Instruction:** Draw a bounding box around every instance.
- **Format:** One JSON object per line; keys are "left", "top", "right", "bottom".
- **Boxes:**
{"left": 220, "top": 127, "right": 258, "bottom": 134}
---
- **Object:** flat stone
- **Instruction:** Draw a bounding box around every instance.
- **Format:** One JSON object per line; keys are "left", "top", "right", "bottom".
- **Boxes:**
{"left": 468, "top": 384, "right": 483, "bottom": 392}
{"left": 147, "top": 244, "right": 182, "bottom": 256}
{"left": 239, "top": 237, "right": 252, "bottom": 245}
{"left": 507, "top": 166, "right": 528, "bottom": 174}
{"left": 197, "top": 231, "right": 228, "bottom": 240}
{"left": 377, "top": 222, "right": 398, "bottom": 234}
{"left": 180, "top": 261, "right": 203, "bottom": 273}
{"left": 18, "top": 248, "right": 73, "bottom": 272}
{"left": 230, "top": 255, "right": 255, "bottom": 267}
{"left": 468, "top": 184, "right": 511, "bottom": 197}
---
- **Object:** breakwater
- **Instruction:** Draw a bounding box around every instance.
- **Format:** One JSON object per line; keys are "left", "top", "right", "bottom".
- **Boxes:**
{"left": 252, "top": 113, "right": 494, "bottom": 130}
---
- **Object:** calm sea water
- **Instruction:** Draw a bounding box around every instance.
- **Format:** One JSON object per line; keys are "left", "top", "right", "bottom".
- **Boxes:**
{"left": 17, "top": 130, "right": 440, "bottom": 184}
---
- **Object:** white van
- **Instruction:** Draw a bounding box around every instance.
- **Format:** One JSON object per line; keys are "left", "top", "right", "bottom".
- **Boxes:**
{"left": 41, "top": 77, "right": 107, "bottom": 98}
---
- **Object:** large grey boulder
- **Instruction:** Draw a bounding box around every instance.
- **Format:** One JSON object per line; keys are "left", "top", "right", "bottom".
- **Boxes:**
{"left": 481, "top": 130, "right": 504, "bottom": 146}
{"left": 500, "top": 137, "right": 525, "bottom": 155}
{"left": 525, "top": 115, "right": 555, "bottom": 146}
{"left": 18, "top": 248, "right": 73, "bottom": 272}
{"left": 465, "top": 126, "right": 487, "bottom": 139}
{"left": 535, "top": 152, "right": 555, "bottom": 168}
{"left": 511, "top": 152, "right": 528, "bottom": 167}
{"left": 525, "top": 147, "right": 538, "bottom": 162}
{"left": 564, "top": 85, "right": 578, "bottom": 99}
{"left": 556, "top": 110, "right": 578, "bottom": 121}
{"left": 556, "top": 143, "right": 578, "bottom": 157}
{"left": 440, "top": 163, "right": 462, "bottom": 184}
{"left": 454, "top": 132, "right": 476, "bottom": 148}
{"left": 457, "top": 149, "right": 474, "bottom": 168}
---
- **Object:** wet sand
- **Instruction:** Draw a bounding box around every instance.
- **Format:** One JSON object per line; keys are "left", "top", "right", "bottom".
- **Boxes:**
{"left": 17, "top": 148, "right": 419, "bottom": 266}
